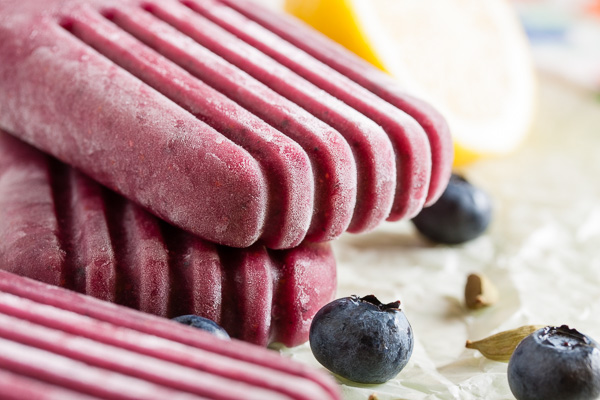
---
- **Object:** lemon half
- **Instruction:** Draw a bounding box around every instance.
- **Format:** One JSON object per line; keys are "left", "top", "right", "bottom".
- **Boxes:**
{"left": 285, "top": 0, "right": 536, "bottom": 165}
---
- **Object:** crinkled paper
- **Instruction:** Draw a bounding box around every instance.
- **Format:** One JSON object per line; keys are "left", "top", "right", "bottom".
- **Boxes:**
{"left": 280, "top": 75, "right": 600, "bottom": 400}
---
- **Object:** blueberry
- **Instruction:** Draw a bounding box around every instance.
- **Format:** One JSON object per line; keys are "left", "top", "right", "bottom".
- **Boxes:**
{"left": 309, "top": 295, "right": 414, "bottom": 384}
{"left": 172, "top": 315, "right": 230, "bottom": 340}
{"left": 508, "top": 325, "right": 600, "bottom": 400}
{"left": 411, "top": 174, "right": 492, "bottom": 244}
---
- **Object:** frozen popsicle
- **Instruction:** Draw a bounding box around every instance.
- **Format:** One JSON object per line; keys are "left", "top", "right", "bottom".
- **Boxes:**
{"left": 87, "top": 4, "right": 392, "bottom": 237}
{"left": 0, "top": 0, "right": 451, "bottom": 249}
{"left": 155, "top": 0, "right": 432, "bottom": 220}
{"left": 215, "top": 0, "right": 454, "bottom": 208}
{"left": 0, "top": 131, "right": 337, "bottom": 347}
{"left": 0, "top": 270, "right": 342, "bottom": 400}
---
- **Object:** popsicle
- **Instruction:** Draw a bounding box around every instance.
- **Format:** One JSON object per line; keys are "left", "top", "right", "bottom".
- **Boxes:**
{"left": 0, "top": 130, "right": 337, "bottom": 347}
{"left": 154, "top": 0, "right": 431, "bottom": 220}
{"left": 0, "top": 0, "right": 452, "bottom": 249}
{"left": 0, "top": 270, "right": 342, "bottom": 400}
{"left": 214, "top": 0, "right": 454, "bottom": 208}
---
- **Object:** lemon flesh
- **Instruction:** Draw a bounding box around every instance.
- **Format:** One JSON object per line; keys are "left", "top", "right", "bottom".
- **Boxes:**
{"left": 286, "top": 0, "right": 536, "bottom": 165}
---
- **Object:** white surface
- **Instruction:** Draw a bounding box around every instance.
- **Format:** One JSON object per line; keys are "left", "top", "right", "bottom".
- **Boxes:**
{"left": 281, "top": 75, "right": 600, "bottom": 399}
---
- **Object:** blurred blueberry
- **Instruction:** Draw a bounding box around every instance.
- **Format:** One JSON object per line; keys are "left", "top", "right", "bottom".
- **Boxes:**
{"left": 412, "top": 173, "right": 492, "bottom": 244}
{"left": 172, "top": 315, "right": 230, "bottom": 340}
{"left": 309, "top": 295, "right": 413, "bottom": 384}
{"left": 508, "top": 325, "right": 600, "bottom": 400}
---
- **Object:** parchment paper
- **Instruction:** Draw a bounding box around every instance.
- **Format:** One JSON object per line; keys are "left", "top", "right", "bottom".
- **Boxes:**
{"left": 280, "top": 74, "right": 600, "bottom": 400}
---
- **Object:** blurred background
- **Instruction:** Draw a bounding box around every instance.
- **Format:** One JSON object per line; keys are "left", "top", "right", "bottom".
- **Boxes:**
{"left": 512, "top": 0, "right": 600, "bottom": 91}
{"left": 265, "top": 0, "right": 600, "bottom": 92}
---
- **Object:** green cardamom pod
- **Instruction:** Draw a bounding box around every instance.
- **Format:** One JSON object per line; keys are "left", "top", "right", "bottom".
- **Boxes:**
{"left": 464, "top": 273, "right": 499, "bottom": 310}
{"left": 466, "top": 325, "right": 546, "bottom": 362}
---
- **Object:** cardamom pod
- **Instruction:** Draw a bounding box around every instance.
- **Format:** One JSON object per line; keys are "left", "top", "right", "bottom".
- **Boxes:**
{"left": 464, "top": 273, "right": 499, "bottom": 309}
{"left": 466, "top": 325, "right": 546, "bottom": 362}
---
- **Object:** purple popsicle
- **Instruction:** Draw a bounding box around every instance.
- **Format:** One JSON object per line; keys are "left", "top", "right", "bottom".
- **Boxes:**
{"left": 0, "top": 0, "right": 451, "bottom": 248}
{"left": 0, "top": 270, "right": 341, "bottom": 400}
{"left": 0, "top": 130, "right": 336, "bottom": 347}
{"left": 181, "top": 0, "right": 432, "bottom": 220}
{"left": 218, "top": 0, "right": 454, "bottom": 207}
{"left": 108, "top": 2, "right": 396, "bottom": 234}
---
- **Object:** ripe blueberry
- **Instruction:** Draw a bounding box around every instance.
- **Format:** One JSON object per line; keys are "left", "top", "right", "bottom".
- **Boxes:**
{"left": 309, "top": 295, "right": 414, "bottom": 384}
{"left": 508, "top": 325, "right": 600, "bottom": 400}
{"left": 172, "top": 315, "right": 230, "bottom": 340}
{"left": 412, "top": 174, "right": 492, "bottom": 244}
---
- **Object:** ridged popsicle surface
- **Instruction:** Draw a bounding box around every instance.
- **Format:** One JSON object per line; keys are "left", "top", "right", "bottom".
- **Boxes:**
{"left": 0, "top": 0, "right": 452, "bottom": 249}
{"left": 217, "top": 0, "right": 454, "bottom": 207}
{"left": 183, "top": 0, "right": 432, "bottom": 221}
{"left": 132, "top": 1, "right": 396, "bottom": 232}
{"left": 0, "top": 131, "right": 336, "bottom": 347}
{"left": 0, "top": 270, "right": 342, "bottom": 400}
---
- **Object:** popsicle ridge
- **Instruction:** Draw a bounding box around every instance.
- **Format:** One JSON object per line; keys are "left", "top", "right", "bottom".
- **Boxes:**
{"left": 0, "top": 369, "right": 99, "bottom": 400}
{"left": 0, "top": 293, "right": 333, "bottom": 399}
{"left": 141, "top": 0, "right": 397, "bottom": 232}
{"left": 0, "top": 133, "right": 65, "bottom": 287}
{"left": 0, "top": 270, "right": 341, "bottom": 399}
{"left": 48, "top": 160, "right": 117, "bottom": 302}
{"left": 0, "top": 337, "right": 207, "bottom": 400}
{"left": 0, "top": 271, "right": 342, "bottom": 399}
{"left": 183, "top": 0, "right": 432, "bottom": 220}
{"left": 0, "top": 131, "right": 336, "bottom": 347}
{"left": 0, "top": 312, "right": 298, "bottom": 399}
{"left": 61, "top": 6, "right": 314, "bottom": 250}
{"left": 103, "top": 4, "right": 357, "bottom": 243}
{"left": 103, "top": 191, "right": 171, "bottom": 317}
{"left": 216, "top": 0, "right": 454, "bottom": 207}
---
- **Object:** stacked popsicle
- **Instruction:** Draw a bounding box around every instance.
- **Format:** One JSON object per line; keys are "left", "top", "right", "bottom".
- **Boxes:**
{"left": 0, "top": 269, "right": 341, "bottom": 400}
{"left": 0, "top": 0, "right": 452, "bottom": 394}
{"left": 0, "top": 130, "right": 336, "bottom": 347}
{"left": 0, "top": 0, "right": 453, "bottom": 250}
